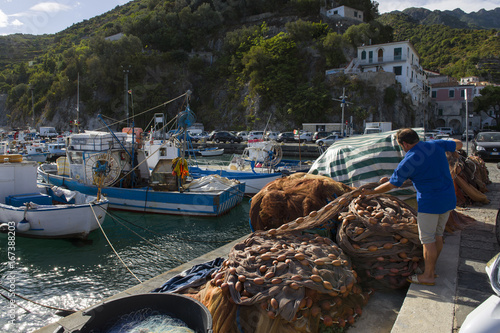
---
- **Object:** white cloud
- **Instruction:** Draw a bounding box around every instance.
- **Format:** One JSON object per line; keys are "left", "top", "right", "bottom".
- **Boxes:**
{"left": 30, "top": 2, "right": 72, "bottom": 14}
{"left": 11, "top": 19, "right": 23, "bottom": 27}
{"left": 0, "top": 10, "right": 8, "bottom": 28}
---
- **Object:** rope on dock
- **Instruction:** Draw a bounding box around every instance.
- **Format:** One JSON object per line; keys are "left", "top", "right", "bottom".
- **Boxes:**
{"left": 0, "top": 284, "right": 75, "bottom": 316}
{"left": 89, "top": 203, "right": 142, "bottom": 283}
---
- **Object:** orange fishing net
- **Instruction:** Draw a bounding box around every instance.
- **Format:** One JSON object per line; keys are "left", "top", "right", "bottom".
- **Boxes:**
{"left": 197, "top": 231, "right": 370, "bottom": 332}
{"left": 250, "top": 173, "right": 354, "bottom": 231}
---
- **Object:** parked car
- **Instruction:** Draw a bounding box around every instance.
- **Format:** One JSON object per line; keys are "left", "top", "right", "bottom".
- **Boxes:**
{"left": 424, "top": 132, "right": 436, "bottom": 141}
{"left": 264, "top": 131, "right": 280, "bottom": 141}
{"left": 237, "top": 131, "right": 248, "bottom": 141}
{"left": 312, "top": 131, "right": 331, "bottom": 142}
{"left": 209, "top": 131, "right": 242, "bottom": 143}
{"left": 462, "top": 129, "right": 475, "bottom": 141}
{"left": 276, "top": 132, "right": 297, "bottom": 143}
{"left": 434, "top": 127, "right": 454, "bottom": 135}
{"left": 316, "top": 134, "right": 341, "bottom": 146}
{"left": 297, "top": 131, "right": 313, "bottom": 142}
{"left": 248, "top": 131, "right": 264, "bottom": 141}
{"left": 472, "top": 131, "right": 500, "bottom": 161}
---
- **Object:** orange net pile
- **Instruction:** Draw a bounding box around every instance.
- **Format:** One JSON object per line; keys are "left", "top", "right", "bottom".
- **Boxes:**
{"left": 448, "top": 151, "right": 491, "bottom": 206}
{"left": 250, "top": 173, "right": 353, "bottom": 231}
{"left": 335, "top": 194, "right": 423, "bottom": 289}
{"left": 198, "top": 231, "right": 370, "bottom": 332}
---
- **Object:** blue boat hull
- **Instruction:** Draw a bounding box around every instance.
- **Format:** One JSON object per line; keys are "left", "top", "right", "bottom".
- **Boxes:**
{"left": 38, "top": 168, "right": 245, "bottom": 217}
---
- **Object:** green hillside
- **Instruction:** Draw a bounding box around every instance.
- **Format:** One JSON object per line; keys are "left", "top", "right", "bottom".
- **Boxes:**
{"left": 0, "top": 0, "right": 498, "bottom": 132}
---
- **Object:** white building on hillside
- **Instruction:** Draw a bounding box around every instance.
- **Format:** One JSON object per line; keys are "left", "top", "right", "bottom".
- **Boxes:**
{"left": 344, "top": 41, "right": 429, "bottom": 106}
{"left": 325, "top": 5, "right": 364, "bottom": 22}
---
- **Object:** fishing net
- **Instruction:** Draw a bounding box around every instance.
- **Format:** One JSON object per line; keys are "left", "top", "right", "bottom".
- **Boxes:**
{"left": 447, "top": 151, "right": 491, "bottom": 206}
{"left": 105, "top": 308, "right": 194, "bottom": 333}
{"left": 250, "top": 173, "right": 354, "bottom": 231}
{"left": 335, "top": 193, "right": 423, "bottom": 289}
{"left": 197, "top": 231, "right": 370, "bottom": 332}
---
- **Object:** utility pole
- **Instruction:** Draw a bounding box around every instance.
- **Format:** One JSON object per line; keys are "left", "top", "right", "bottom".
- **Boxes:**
{"left": 30, "top": 85, "right": 35, "bottom": 128}
{"left": 332, "top": 87, "right": 351, "bottom": 137}
{"left": 122, "top": 65, "right": 131, "bottom": 127}
{"left": 465, "top": 89, "right": 469, "bottom": 155}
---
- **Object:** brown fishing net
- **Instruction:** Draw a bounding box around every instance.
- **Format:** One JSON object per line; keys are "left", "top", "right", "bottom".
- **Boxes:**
{"left": 249, "top": 173, "right": 354, "bottom": 231}
{"left": 448, "top": 151, "right": 491, "bottom": 206}
{"left": 335, "top": 193, "right": 422, "bottom": 289}
{"left": 197, "top": 231, "right": 370, "bottom": 332}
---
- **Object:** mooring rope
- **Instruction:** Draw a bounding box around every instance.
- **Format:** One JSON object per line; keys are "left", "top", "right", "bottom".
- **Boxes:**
{"left": 103, "top": 210, "right": 183, "bottom": 264}
{"left": 89, "top": 203, "right": 142, "bottom": 283}
{"left": 106, "top": 209, "right": 237, "bottom": 244}
{"left": 0, "top": 284, "right": 75, "bottom": 316}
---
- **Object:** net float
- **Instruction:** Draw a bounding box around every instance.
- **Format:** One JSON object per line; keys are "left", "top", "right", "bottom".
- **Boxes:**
{"left": 261, "top": 254, "right": 271, "bottom": 261}
{"left": 323, "top": 315, "right": 333, "bottom": 326}
{"left": 311, "top": 274, "right": 322, "bottom": 282}
{"left": 270, "top": 298, "right": 279, "bottom": 309}
{"left": 238, "top": 275, "right": 246, "bottom": 282}
{"left": 383, "top": 243, "right": 393, "bottom": 249}
{"left": 309, "top": 211, "right": 318, "bottom": 217}
{"left": 254, "top": 277, "right": 264, "bottom": 285}
{"left": 295, "top": 217, "right": 304, "bottom": 224}
{"left": 277, "top": 254, "right": 287, "bottom": 262}
{"left": 265, "top": 271, "right": 275, "bottom": 279}
{"left": 259, "top": 265, "right": 267, "bottom": 273}
{"left": 332, "top": 260, "right": 342, "bottom": 266}
{"left": 310, "top": 305, "right": 321, "bottom": 317}
{"left": 294, "top": 252, "right": 306, "bottom": 261}
{"left": 271, "top": 278, "right": 282, "bottom": 284}
{"left": 323, "top": 280, "right": 334, "bottom": 290}
{"left": 368, "top": 245, "right": 378, "bottom": 252}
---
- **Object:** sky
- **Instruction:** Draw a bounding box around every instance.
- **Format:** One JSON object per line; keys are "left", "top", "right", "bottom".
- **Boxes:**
{"left": 0, "top": 0, "right": 498, "bottom": 36}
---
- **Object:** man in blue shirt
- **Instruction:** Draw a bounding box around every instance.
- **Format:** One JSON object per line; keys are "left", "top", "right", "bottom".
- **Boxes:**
{"left": 364, "top": 128, "right": 463, "bottom": 286}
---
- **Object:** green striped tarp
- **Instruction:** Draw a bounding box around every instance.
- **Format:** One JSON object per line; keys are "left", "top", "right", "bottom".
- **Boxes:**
{"left": 308, "top": 128, "right": 425, "bottom": 198}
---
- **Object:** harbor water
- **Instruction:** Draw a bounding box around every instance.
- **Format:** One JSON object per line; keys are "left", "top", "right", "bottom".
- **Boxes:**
{"left": 0, "top": 198, "right": 251, "bottom": 333}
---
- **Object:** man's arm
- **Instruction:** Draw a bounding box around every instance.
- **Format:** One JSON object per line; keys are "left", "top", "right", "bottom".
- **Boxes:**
{"left": 363, "top": 179, "right": 397, "bottom": 195}
{"left": 452, "top": 138, "right": 463, "bottom": 151}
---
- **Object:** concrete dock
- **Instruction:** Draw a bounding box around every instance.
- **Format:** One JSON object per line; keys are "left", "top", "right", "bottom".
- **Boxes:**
{"left": 36, "top": 162, "right": 500, "bottom": 333}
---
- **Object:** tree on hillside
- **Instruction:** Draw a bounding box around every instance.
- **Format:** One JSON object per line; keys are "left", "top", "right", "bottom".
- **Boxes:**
{"left": 473, "top": 85, "right": 500, "bottom": 125}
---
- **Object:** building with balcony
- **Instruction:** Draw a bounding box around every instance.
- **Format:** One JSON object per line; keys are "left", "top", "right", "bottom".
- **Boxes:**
{"left": 345, "top": 41, "right": 428, "bottom": 107}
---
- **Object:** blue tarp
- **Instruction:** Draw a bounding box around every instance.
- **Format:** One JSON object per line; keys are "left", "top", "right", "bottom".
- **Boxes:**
{"left": 152, "top": 257, "right": 224, "bottom": 293}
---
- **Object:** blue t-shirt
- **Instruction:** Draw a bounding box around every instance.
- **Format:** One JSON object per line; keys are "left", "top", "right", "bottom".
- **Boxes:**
{"left": 389, "top": 140, "right": 457, "bottom": 214}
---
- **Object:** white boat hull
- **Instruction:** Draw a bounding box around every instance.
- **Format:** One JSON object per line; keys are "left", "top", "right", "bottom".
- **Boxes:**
{"left": 0, "top": 199, "right": 108, "bottom": 239}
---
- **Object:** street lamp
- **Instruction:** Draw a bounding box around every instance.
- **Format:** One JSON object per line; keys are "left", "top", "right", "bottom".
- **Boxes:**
{"left": 336, "top": 22, "right": 343, "bottom": 34}
{"left": 333, "top": 87, "right": 351, "bottom": 137}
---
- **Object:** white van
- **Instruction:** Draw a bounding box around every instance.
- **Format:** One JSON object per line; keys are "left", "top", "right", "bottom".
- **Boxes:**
{"left": 39, "top": 127, "right": 58, "bottom": 138}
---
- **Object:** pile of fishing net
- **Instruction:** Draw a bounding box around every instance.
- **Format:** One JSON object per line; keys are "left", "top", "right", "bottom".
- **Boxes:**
{"left": 197, "top": 230, "right": 370, "bottom": 332}
{"left": 448, "top": 151, "right": 491, "bottom": 206}
{"left": 335, "top": 193, "right": 423, "bottom": 289}
{"left": 249, "top": 173, "right": 354, "bottom": 231}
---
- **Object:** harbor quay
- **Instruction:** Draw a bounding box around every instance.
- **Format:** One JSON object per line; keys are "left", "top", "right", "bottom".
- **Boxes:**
{"left": 35, "top": 161, "right": 500, "bottom": 333}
